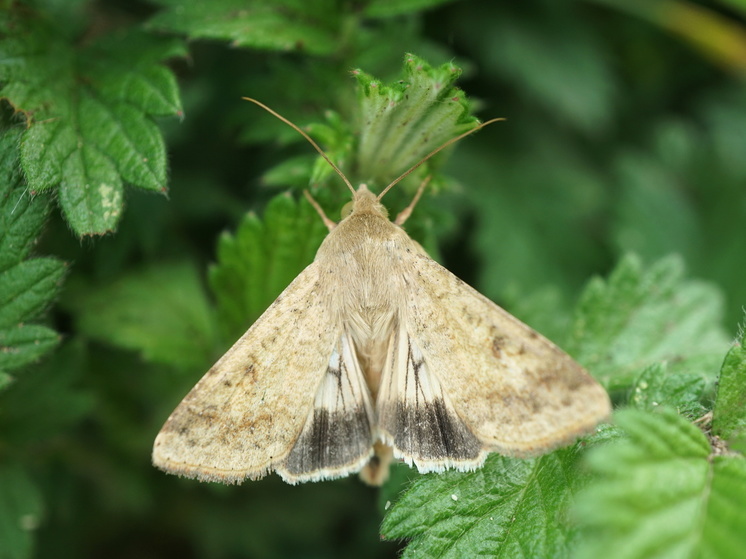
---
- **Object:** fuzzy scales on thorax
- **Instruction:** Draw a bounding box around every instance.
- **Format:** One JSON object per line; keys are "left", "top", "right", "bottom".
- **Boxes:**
{"left": 312, "top": 185, "right": 423, "bottom": 399}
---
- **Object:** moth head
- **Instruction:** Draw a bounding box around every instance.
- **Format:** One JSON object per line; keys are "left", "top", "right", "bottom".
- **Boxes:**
{"left": 339, "top": 184, "right": 388, "bottom": 220}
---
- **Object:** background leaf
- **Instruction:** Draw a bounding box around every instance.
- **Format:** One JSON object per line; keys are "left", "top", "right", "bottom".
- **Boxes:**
{"left": 0, "top": 13, "right": 184, "bottom": 236}
{"left": 712, "top": 328, "right": 746, "bottom": 443}
{"left": 567, "top": 254, "right": 729, "bottom": 389}
{"left": 0, "top": 130, "right": 63, "bottom": 384}
{"left": 67, "top": 262, "right": 218, "bottom": 371}
{"left": 148, "top": 0, "right": 340, "bottom": 55}
{"left": 575, "top": 408, "right": 746, "bottom": 559}
{"left": 363, "top": 0, "right": 456, "bottom": 18}
{"left": 0, "top": 341, "right": 93, "bottom": 448}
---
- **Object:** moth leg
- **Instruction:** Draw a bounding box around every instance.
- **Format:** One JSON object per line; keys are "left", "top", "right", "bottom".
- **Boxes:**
{"left": 394, "top": 175, "right": 432, "bottom": 225}
{"left": 304, "top": 190, "right": 337, "bottom": 231}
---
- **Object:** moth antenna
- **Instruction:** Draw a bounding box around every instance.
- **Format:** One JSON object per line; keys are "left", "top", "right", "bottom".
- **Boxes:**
{"left": 377, "top": 117, "right": 505, "bottom": 202}
{"left": 243, "top": 97, "right": 356, "bottom": 196}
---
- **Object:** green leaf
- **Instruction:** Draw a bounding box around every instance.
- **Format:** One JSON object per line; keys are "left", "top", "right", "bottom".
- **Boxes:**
{"left": 381, "top": 448, "right": 585, "bottom": 558}
{"left": 260, "top": 154, "right": 317, "bottom": 190}
{"left": 208, "top": 193, "right": 328, "bottom": 341}
{"left": 70, "top": 262, "right": 217, "bottom": 371}
{"left": 0, "top": 325, "right": 60, "bottom": 373}
{"left": 628, "top": 363, "right": 709, "bottom": 419}
{"left": 0, "top": 262, "right": 62, "bottom": 377}
{"left": 0, "top": 462, "right": 43, "bottom": 559}
{"left": 568, "top": 254, "right": 729, "bottom": 389}
{"left": 148, "top": 0, "right": 339, "bottom": 55}
{"left": 0, "top": 130, "right": 64, "bottom": 379}
{"left": 0, "top": 11, "right": 184, "bottom": 236}
{"left": 713, "top": 329, "right": 746, "bottom": 442}
{"left": 0, "top": 259, "right": 66, "bottom": 329}
{"left": 352, "top": 53, "right": 479, "bottom": 188}
{"left": 575, "top": 408, "right": 746, "bottom": 559}
{"left": 0, "top": 132, "right": 49, "bottom": 271}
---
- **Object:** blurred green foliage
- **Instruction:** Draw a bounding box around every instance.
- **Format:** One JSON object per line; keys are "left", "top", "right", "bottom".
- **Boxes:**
{"left": 1, "top": 0, "right": 746, "bottom": 557}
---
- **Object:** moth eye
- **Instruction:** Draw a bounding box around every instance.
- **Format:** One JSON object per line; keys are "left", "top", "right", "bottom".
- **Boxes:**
{"left": 341, "top": 201, "right": 354, "bottom": 219}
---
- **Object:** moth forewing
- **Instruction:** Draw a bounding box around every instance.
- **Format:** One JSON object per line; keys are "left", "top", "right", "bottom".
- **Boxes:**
{"left": 152, "top": 262, "right": 343, "bottom": 483}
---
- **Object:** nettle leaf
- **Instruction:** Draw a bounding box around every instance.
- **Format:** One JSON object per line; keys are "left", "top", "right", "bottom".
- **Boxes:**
{"left": 148, "top": 0, "right": 339, "bottom": 55}
{"left": 0, "top": 130, "right": 64, "bottom": 383}
{"left": 567, "top": 254, "right": 729, "bottom": 389}
{"left": 0, "top": 462, "right": 44, "bottom": 559}
{"left": 352, "top": 54, "right": 479, "bottom": 189}
{"left": 575, "top": 408, "right": 746, "bottom": 559}
{"left": 713, "top": 329, "right": 746, "bottom": 443}
{"left": 71, "top": 262, "right": 217, "bottom": 371}
{"left": 0, "top": 132, "right": 49, "bottom": 270}
{"left": 628, "top": 363, "right": 710, "bottom": 420}
{"left": 208, "top": 193, "right": 327, "bottom": 342}
{"left": 381, "top": 448, "right": 585, "bottom": 558}
{"left": 0, "top": 11, "right": 184, "bottom": 236}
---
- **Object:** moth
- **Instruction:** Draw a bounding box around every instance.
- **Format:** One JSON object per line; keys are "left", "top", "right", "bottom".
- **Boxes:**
{"left": 152, "top": 99, "right": 611, "bottom": 485}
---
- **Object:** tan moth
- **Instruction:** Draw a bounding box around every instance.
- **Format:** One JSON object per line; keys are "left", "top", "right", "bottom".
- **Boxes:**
{"left": 152, "top": 99, "right": 611, "bottom": 485}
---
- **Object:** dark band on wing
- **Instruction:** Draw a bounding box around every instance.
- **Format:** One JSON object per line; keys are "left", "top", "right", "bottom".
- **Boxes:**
{"left": 282, "top": 408, "right": 372, "bottom": 475}
{"left": 389, "top": 398, "right": 481, "bottom": 461}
